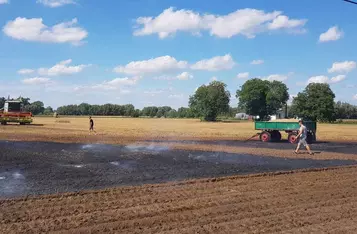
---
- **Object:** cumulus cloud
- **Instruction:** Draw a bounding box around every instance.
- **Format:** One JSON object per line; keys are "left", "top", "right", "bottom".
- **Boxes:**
{"left": 114, "top": 56, "right": 188, "bottom": 75}
{"left": 262, "top": 74, "right": 289, "bottom": 82}
{"left": 307, "top": 75, "right": 346, "bottom": 84}
{"left": 307, "top": 75, "right": 329, "bottom": 84}
{"left": 176, "top": 72, "right": 193, "bottom": 80}
{"left": 38, "top": 59, "right": 91, "bottom": 76}
{"left": 268, "top": 15, "right": 307, "bottom": 32}
{"left": 37, "top": 0, "right": 76, "bottom": 7}
{"left": 330, "top": 75, "right": 346, "bottom": 83}
{"left": 73, "top": 77, "right": 139, "bottom": 94}
{"left": 319, "top": 26, "right": 343, "bottom": 43}
{"left": 3, "top": 17, "right": 87, "bottom": 45}
{"left": 0, "top": 0, "right": 9, "bottom": 4}
{"left": 91, "top": 77, "right": 139, "bottom": 90}
{"left": 354, "top": 94, "right": 357, "bottom": 100}
{"left": 18, "top": 69, "right": 35, "bottom": 75}
{"left": 328, "top": 61, "right": 356, "bottom": 73}
{"left": 22, "top": 77, "right": 51, "bottom": 85}
{"left": 251, "top": 59, "right": 264, "bottom": 65}
{"left": 191, "top": 54, "right": 235, "bottom": 71}
{"left": 134, "top": 7, "right": 307, "bottom": 39}
{"left": 237, "top": 72, "right": 249, "bottom": 79}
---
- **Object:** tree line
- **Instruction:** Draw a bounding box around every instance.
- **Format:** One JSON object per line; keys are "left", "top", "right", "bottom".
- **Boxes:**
{"left": 1, "top": 79, "right": 357, "bottom": 122}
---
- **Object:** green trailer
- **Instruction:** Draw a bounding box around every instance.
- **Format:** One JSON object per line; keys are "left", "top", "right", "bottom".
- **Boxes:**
{"left": 255, "top": 121, "right": 317, "bottom": 144}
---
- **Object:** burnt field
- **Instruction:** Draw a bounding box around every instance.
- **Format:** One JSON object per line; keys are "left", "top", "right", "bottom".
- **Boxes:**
{"left": 1, "top": 140, "right": 357, "bottom": 198}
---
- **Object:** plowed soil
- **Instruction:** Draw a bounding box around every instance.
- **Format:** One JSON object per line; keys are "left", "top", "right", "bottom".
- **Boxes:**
{"left": 1, "top": 166, "right": 357, "bottom": 233}
{"left": 1, "top": 117, "right": 357, "bottom": 233}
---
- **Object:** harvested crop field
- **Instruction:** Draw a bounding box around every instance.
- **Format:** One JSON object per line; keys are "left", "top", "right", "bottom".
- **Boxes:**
{"left": 1, "top": 117, "right": 357, "bottom": 233}
{"left": 1, "top": 141, "right": 356, "bottom": 198}
{"left": 1, "top": 166, "right": 357, "bottom": 233}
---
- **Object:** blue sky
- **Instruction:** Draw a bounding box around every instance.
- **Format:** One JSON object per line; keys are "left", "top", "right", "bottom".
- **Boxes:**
{"left": 0, "top": 0, "right": 356, "bottom": 109}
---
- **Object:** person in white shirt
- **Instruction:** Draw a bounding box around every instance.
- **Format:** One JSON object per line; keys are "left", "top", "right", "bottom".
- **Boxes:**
{"left": 294, "top": 120, "right": 314, "bottom": 155}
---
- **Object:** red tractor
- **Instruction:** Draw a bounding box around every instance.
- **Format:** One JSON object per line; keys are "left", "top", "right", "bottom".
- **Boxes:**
{"left": 0, "top": 100, "right": 33, "bottom": 125}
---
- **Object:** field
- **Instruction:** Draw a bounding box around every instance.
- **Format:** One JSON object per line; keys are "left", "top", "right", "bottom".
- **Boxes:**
{"left": 1, "top": 117, "right": 357, "bottom": 233}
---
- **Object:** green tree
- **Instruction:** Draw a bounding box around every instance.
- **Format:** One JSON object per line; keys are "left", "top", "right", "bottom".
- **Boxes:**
{"left": 236, "top": 78, "right": 289, "bottom": 120}
{"left": 291, "top": 83, "right": 336, "bottom": 122}
{"left": 167, "top": 109, "right": 177, "bottom": 118}
{"left": 189, "top": 81, "right": 230, "bottom": 121}
{"left": 26, "top": 101, "right": 45, "bottom": 115}
{"left": 43, "top": 106, "right": 54, "bottom": 115}
{"left": 132, "top": 109, "right": 141, "bottom": 118}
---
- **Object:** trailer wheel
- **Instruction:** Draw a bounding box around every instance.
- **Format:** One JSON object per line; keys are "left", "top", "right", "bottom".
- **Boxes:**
{"left": 288, "top": 133, "right": 298, "bottom": 144}
{"left": 260, "top": 131, "right": 271, "bottom": 142}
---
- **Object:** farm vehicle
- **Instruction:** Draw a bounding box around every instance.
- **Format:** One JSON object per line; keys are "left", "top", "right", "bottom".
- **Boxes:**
{"left": 255, "top": 121, "right": 317, "bottom": 144}
{"left": 0, "top": 100, "right": 33, "bottom": 125}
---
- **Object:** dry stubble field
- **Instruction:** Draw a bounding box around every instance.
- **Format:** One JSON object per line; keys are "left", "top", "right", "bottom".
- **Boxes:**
{"left": 1, "top": 117, "right": 357, "bottom": 233}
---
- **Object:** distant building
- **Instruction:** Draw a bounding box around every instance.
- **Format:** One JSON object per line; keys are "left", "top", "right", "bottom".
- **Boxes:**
{"left": 235, "top": 112, "right": 249, "bottom": 119}
{"left": 269, "top": 108, "right": 287, "bottom": 120}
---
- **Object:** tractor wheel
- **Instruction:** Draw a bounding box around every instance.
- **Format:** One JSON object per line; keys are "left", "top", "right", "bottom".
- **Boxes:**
{"left": 260, "top": 131, "right": 271, "bottom": 142}
{"left": 288, "top": 133, "right": 298, "bottom": 144}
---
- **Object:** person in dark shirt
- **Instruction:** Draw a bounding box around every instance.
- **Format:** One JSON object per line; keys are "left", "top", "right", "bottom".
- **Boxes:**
{"left": 89, "top": 116, "right": 95, "bottom": 133}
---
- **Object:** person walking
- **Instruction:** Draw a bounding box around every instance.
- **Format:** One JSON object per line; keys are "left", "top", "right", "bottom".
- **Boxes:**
{"left": 294, "top": 119, "right": 313, "bottom": 155}
{"left": 89, "top": 116, "right": 96, "bottom": 134}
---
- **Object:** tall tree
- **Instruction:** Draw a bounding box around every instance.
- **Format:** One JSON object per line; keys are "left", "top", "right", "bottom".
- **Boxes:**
{"left": 236, "top": 78, "right": 289, "bottom": 120}
{"left": 43, "top": 106, "right": 54, "bottom": 115}
{"left": 189, "top": 81, "right": 230, "bottom": 121}
{"left": 26, "top": 101, "right": 45, "bottom": 115}
{"left": 291, "top": 83, "right": 336, "bottom": 122}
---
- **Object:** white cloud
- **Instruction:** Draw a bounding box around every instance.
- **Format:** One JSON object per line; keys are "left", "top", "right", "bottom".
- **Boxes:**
{"left": 3, "top": 17, "right": 87, "bottom": 45}
{"left": 307, "top": 75, "right": 329, "bottom": 84}
{"left": 330, "top": 75, "right": 346, "bottom": 83}
{"left": 328, "top": 61, "right": 356, "bottom": 73}
{"left": 0, "top": 0, "right": 9, "bottom": 4}
{"left": 134, "top": 7, "right": 307, "bottom": 39}
{"left": 319, "top": 26, "right": 343, "bottom": 43}
{"left": 22, "top": 77, "right": 51, "bottom": 85}
{"left": 237, "top": 72, "right": 249, "bottom": 79}
{"left": 38, "top": 59, "right": 91, "bottom": 76}
{"left": 176, "top": 72, "right": 193, "bottom": 80}
{"left": 37, "top": 0, "right": 76, "bottom": 8}
{"left": 263, "top": 74, "right": 289, "bottom": 82}
{"left": 307, "top": 75, "right": 346, "bottom": 84}
{"left": 18, "top": 69, "right": 35, "bottom": 75}
{"left": 91, "top": 77, "right": 139, "bottom": 90}
{"left": 251, "top": 59, "right": 264, "bottom": 65}
{"left": 268, "top": 15, "right": 307, "bottom": 32}
{"left": 191, "top": 54, "right": 235, "bottom": 71}
{"left": 114, "top": 56, "right": 188, "bottom": 75}
{"left": 354, "top": 94, "right": 357, "bottom": 100}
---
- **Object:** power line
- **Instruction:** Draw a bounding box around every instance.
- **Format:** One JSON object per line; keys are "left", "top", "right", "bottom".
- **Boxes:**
{"left": 343, "top": 0, "right": 357, "bottom": 5}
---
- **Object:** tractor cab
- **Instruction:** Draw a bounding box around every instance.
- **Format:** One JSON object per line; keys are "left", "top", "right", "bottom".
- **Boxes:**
{"left": 4, "top": 100, "right": 24, "bottom": 113}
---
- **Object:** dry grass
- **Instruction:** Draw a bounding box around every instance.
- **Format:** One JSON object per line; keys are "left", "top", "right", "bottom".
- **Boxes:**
{"left": 1, "top": 117, "right": 357, "bottom": 142}
{"left": 0, "top": 117, "right": 356, "bottom": 161}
